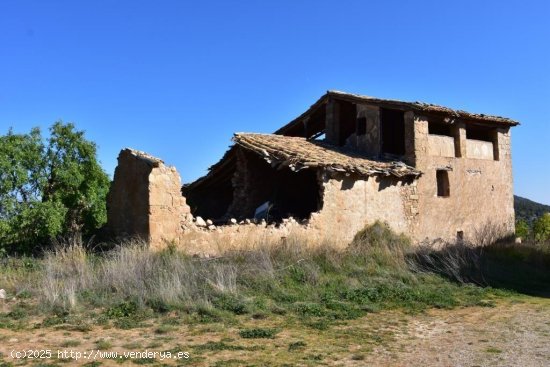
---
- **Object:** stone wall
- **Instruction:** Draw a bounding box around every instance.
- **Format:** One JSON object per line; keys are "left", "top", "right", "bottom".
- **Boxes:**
{"left": 341, "top": 104, "right": 388, "bottom": 158}
{"left": 107, "top": 149, "right": 191, "bottom": 248}
{"left": 107, "top": 146, "right": 416, "bottom": 254}
{"left": 148, "top": 160, "right": 192, "bottom": 249}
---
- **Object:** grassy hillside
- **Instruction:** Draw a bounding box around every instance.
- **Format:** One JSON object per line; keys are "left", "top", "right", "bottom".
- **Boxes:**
{"left": 515, "top": 195, "right": 550, "bottom": 222}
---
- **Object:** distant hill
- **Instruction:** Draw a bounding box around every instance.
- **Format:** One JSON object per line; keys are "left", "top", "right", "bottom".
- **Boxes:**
{"left": 514, "top": 195, "right": 550, "bottom": 222}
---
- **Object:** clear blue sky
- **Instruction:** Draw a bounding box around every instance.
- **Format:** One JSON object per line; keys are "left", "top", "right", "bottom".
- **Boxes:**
{"left": 1, "top": 1, "right": 549, "bottom": 204}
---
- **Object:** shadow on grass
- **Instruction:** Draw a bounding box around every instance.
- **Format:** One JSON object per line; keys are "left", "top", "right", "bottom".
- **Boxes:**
{"left": 408, "top": 239, "right": 550, "bottom": 297}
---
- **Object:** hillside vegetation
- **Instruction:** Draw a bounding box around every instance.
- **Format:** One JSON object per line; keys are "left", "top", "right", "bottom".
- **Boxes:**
{"left": 514, "top": 195, "right": 550, "bottom": 222}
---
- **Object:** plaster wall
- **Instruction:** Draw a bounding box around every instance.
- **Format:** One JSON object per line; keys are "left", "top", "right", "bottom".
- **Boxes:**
{"left": 176, "top": 171, "right": 413, "bottom": 255}
{"left": 428, "top": 135, "right": 456, "bottom": 158}
{"left": 466, "top": 139, "right": 495, "bottom": 160}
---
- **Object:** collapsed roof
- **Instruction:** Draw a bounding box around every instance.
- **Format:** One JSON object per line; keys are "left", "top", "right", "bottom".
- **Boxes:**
{"left": 185, "top": 133, "right": 420, "bottom": 193}
{"left": 234, "top": 133, "right": 420, "bottom": 177}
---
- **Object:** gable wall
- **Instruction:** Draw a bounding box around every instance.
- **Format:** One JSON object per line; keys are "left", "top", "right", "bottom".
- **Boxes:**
{"left": 410, "top": 115, "right": 514, "bottom": 242}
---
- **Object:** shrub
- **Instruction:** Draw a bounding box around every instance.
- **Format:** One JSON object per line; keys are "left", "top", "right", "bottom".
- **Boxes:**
{"left": 95, "top": 338, "right": 112, "bottom": 350}
{"left": 293, "top": 302, "right": 325, "bottom": 317}
{"left": 288, "top": 341, "right": 307, "bottom": 352}
{"left": 351, "top": 221, "right": 410, "bottom": 250}
{"left": 515, "top": 219, "right": 530, "bottom": 239}
{"left": 105, "top": 301, "right": 139, "bottom": 319}
{"left": 349, "top": 221, "right": 410, "bottom": 269}
{"left": 212, "top": 294, "right": 249, "bottom": 315}
{"left": 4, "top": 223, "right": 534, "bottom": 327}
{"left": 239, "top": 328, "right": 279, "bottom": 339}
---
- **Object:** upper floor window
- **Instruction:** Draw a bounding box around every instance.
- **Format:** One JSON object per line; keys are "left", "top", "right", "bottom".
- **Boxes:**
{"left": 428, "top": 121, "right": 453, "bottom": 137}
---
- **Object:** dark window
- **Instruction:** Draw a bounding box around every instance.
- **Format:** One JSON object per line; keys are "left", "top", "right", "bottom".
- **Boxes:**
{"left": 380, "top": 108, "right": 405, "bottom": 155}
{"left": 466, "top": 125, "right": 493, "bottom": 142}
{"left": 436, "top": 170, "right": 450, "bottom": 197}
{"left": 428, "top": 121, "right": 453, "bottom": 137}
{"left": 356, "top": 117, "right": 366, "bottom": 136}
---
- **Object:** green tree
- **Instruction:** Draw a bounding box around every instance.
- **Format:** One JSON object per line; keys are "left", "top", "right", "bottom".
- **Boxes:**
{"left": 0, "top": 122, "right": 109, "bottom": 253}
{"left": 515, "top": 219, "right": 530, "bottom": 239}
{"left": 533, "top": 213, "right": 550, "bottom": 243}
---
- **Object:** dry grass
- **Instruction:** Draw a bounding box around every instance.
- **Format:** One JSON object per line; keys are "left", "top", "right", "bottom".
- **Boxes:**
{"left": 38, "top": 240, "right": 244, "bottom": 310}
{"left": 1, "top": 222, "right": 494, "bottom": 314}
{"left": 410, "top": 222, "right": 550, "bottom": 296}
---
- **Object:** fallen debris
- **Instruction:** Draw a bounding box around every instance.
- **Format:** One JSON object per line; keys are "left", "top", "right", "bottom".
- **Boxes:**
{"left": 195, "top": 216, "right": 207, "bottom": 227}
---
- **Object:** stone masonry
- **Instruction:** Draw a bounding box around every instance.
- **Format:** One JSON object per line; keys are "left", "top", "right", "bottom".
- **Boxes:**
{"left": 106, "top": 149, "right": 191, "bottom": 249}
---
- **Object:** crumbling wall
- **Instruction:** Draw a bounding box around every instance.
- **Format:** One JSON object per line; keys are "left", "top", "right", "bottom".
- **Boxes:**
{"left": 148, "top": 161, "right": 192, "bottom": 248}
{"left": 107, "top": 149, "right": 191, "bottom": 248}
{"left": 180, "top": 171, "right": 413, "bottom": 255}
{"left": 108, "top": 120, "right": 514, "bottom": 254}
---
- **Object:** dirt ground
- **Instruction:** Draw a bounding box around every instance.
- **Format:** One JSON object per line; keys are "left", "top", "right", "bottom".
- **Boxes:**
{"left": 362, "top": 297, "right": 550, "bottom": 367}
{"left": 1, "top": 297, "right": 548, "bottom": 366}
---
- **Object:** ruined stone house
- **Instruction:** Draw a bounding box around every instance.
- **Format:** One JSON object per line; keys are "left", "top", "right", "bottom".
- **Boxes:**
{"left": 107, "top": 91, "right": 518, "bottom": 249}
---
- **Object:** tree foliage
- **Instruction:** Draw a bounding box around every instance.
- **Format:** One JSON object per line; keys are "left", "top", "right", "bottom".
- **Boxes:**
{"left": 533, "top": 213, "right": 550, "bottom": 244}
{"left": 0, "top": 122, "right": 109, "bottom": 254}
